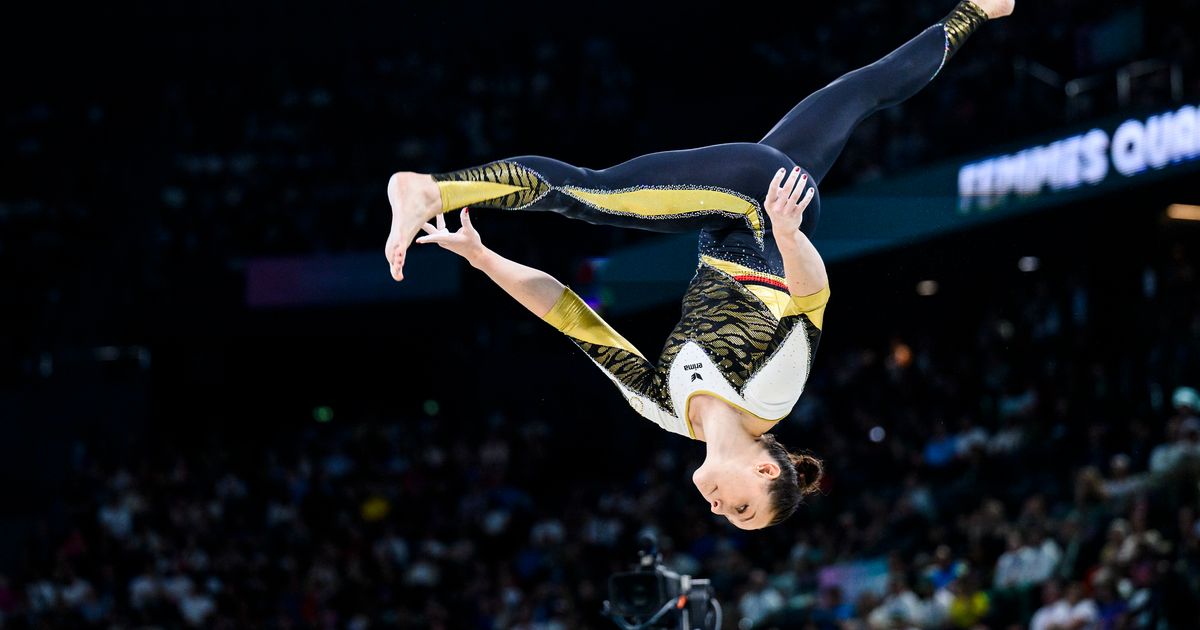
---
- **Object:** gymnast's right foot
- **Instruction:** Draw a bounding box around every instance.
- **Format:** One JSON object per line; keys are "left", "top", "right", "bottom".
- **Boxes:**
{"left": 385, "top": 172, "right": 441, "bottom": 281}
{"left": 971, "top": 0, "right": 1014, "bottom": 19}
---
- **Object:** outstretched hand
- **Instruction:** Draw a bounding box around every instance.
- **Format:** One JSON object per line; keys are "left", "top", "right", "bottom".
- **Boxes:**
{"left": 765, "top": 167, "right": 816, "bottom": 234}
{"left": 415, "top": 208, "right": 485, "bottom": 263}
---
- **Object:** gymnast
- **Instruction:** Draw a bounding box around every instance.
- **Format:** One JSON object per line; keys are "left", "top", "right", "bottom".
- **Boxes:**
{"left": 383, "top": 0, "right": 1013, "bottom": 529}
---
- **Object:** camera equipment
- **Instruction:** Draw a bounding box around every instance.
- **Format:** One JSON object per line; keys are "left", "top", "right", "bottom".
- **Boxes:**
{"left": 601, "top": 533, "right": 722, "bottom": 630}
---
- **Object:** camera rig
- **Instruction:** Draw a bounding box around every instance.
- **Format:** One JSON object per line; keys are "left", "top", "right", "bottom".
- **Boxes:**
{"left": 601, "top": 533, "right": 723, "bottom": 630}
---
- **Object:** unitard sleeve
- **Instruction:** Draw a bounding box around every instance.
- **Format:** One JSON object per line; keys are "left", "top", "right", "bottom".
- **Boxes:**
{"left": 543, "top": 288, "right": 676, "bottom": 423}
{"left": 783, "top": 285, "right": 831, "bottom": 331}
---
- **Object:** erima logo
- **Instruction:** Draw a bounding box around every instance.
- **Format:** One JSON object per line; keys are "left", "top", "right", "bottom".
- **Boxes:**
{"left": 684, "top": 363, "right": 703, "bottom": 371}
{"left": 691, "top": 373, "right": 704, "bottom": 382}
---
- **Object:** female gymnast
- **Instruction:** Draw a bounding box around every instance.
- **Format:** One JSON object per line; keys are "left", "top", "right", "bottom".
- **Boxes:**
{"left": 384, "top": 0, "right": 1013, "bottom": 529}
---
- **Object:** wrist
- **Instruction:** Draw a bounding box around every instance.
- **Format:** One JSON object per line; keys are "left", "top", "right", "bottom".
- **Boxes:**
{"left": 773, "top": 228, "right": 804, "bottom": 250}
{"left": 466, "top": 245, "right": 493, "bottom": 270}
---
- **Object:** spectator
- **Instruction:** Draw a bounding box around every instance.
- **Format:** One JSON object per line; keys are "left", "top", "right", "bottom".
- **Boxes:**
{"left": 97, "top": 493, "right": 134, "bottom": 542}
{"left": 867, "top": 577, "right": 922, "bottom": 629}
{"left": 810, "top": 586, "right": 855, "bottom": 630}
{"left": 1092, "top": 579, "right": 1127, "bottom": 629}
{"left": 1030, "top": 580, "right": 1067, "bottom": 630}
{"left": 945, "top": 574, "right": 989, "bottom": 628}
{"left": 994, "top": 531, "right": 1037, "bottom": 588}
{"left": 1101, "top": 454, "right": 1148, "bottom": 505}
{"left": 954, "top": 417, "right": 989, "bottom": 458}
{"left": 1031, "top": 581, "right": 1099, "bottom": 630}
{"left": 924, "top": 545, "right": 966, "bottom": 591}
{"left": 58, "top": 568, "right": 94, "bottom": 611}
{"left": 924, "top": 425, "right": 958, "bottom": 469}
{"left": 177, "top": 582, "right": 216, "bottom": 628}
{"left": 737, "top": 569, "right": 785, "bottom": 628}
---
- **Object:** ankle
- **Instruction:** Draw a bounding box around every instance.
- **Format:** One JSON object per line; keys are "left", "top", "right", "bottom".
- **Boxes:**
{"left": 968, "top": 0, "right": 1013, "bottom": 20}
{"left": 388, "top": 172, "right": 442, "bottom": 218}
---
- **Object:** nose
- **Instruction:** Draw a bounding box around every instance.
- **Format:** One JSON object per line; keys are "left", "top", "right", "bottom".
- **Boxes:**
{"left": 709, "top": 498, "right": 721, "bottom": 514}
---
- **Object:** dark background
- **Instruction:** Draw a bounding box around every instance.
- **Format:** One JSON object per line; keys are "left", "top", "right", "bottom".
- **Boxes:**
{"left": 2, "top": 0, "right": 1199, "bottom": 628}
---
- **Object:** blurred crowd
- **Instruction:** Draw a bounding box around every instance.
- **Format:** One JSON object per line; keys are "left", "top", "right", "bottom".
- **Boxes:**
{"left": 3, "top": 240, "right": 1198, "bottom": 629}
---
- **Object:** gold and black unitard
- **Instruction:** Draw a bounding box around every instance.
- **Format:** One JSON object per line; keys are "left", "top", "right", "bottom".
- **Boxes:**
{"left": 431, "top": 4, "right": 989, "bottom": 438}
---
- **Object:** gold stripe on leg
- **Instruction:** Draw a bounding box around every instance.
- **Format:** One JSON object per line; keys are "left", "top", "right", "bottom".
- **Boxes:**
{"left": 431, "top": 161, "right": 551, "bottom": 211}
{"left": 561, "top": 186, "right": 763, "bottom": 241}
{"left": 436, "top": 181, "right": 529, "bottom": 212}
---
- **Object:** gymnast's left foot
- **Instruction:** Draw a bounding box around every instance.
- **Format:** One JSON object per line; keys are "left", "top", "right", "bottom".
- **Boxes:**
{"left": 385, "top": 172, "right": 441, "bottom": 281}
{"left": 971, "top": 0, "right": 1014, "bottom": 19}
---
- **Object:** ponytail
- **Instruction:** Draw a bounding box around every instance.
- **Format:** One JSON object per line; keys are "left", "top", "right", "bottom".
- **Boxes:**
{"left": 788, "top": 451, "right": 824, "bottom": 496}
{"left": 760, "top": 433, "right": 824, "bottom": 526}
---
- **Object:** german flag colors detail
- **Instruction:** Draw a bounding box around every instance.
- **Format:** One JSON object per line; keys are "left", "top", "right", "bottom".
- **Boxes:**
{"left": 700, "top": 254, "right": 829, "bottom": 328}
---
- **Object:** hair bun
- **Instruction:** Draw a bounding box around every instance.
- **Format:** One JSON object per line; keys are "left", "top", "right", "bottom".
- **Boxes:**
{"left": 790, "top": 453, "right": 824, "bottom": 496}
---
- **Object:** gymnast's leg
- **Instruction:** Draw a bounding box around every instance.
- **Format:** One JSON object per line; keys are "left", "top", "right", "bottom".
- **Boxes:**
{"left": 385, "top": 143, "right": 789, "bottom": 280}
{"left": 759, "top": 0, "right": 1012, "bottom": 185}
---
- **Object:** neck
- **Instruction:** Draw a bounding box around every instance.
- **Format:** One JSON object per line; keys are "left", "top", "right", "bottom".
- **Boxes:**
{"left": 691, "top": 395, "right": 759, "bottom": 458}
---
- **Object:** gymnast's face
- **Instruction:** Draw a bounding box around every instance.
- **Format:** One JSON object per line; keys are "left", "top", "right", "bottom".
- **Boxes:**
{"left": 691, "top": 455, "right": 780, "bottom": 530}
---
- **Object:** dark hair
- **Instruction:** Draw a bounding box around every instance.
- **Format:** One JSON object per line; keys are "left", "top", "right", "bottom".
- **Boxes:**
{"left": 759, "top": 433, "right": 823, "bottom": 526}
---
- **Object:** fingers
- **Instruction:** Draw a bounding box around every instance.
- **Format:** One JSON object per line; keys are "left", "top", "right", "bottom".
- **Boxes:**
{"left": 419, "top": 222, "right": 439, "bottom": 236}
{"left": 768, "top": 168, "right": 786, "bottom": 202}
{"left": 788, "top": 172, "right": 808, "bottom": 205}
{"left": 415, "top": 233, "right": 445, "bottom": 245}
{"left": 435, "top": 212, "right": 446, "bottom": 231}
{"left": 460, "top": 207, "right": 473, "bottom": 230}
{"left": 797, "top": 185, "right": 816, "bottom": 211}
{"left": 781, "top": 167, "right": 802, "bottom": 201}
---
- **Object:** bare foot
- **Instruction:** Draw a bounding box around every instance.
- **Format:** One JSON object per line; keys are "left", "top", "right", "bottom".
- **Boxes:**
{"left": 973, "top": 0, "right": 1014, "bottom": 19}
{"left": 385, "top": 172, "right": 440, "bottom": 281}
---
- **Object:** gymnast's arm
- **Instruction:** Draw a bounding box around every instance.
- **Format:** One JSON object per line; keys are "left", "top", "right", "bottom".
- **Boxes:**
{"left": 417, "top": 209, "right": 672, "bottom": 421}
{"left": 416, "top": 208, "right": 565, "bottom": 317}
{"left": 415, "top": 210, "right": 642, "bottom": 356}
{"left": 764, "top": 168, "right": 829, "bottom": 300}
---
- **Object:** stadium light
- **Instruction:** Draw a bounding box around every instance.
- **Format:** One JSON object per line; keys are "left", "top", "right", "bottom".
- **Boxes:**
{"left": 1166, "top": 204, "right": 1200, "bottom": 221}
{"left": 916, "top": 280, "right": 939, "bottom": 296}
{"left": 1018, "top": 256, "right": 1040, "bottom": 272}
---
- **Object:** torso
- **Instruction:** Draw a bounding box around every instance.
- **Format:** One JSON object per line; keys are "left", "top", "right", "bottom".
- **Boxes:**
{"left": 628, "top": 259, "right": 825, "bottom": 439}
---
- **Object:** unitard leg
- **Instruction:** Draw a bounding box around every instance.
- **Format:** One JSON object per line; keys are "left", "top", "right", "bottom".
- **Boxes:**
{"left": 759, "top": 0, "right": 989, "bottom": 184}
{"left": 430, "top": 1, "right": 989, "bottom": 247}
{"left": 431, "top": 143, "right": 796, "bottom": 245}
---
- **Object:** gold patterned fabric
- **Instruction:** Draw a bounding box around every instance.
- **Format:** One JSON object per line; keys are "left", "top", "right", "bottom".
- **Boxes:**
{"left": 543, "top": 260, "right": 825, "bottom": 418}
{"left": 700, "top": 254, "right": 830, "bottom": 328}
{"left": 575, "top": 342, "right": 672, "bottom": 410}
{"left": 559, "top": 186, "right": 763, "bottom": 242}
{"left": 432, "top": 161, "right": 551, "bottom": 211}
{"left": 431, "top": 155, "right": 769, "bottom": 243}
{"left": 542, "top": 289, "right": 673, "bottom": 413}
{"left": 545, "top": 288, "right": 645, "bottom": 357}
{"left": 673, "top": 265, "right": 817, "bottom": 389}
{"left": 942, "top": 0, "right": 988, "bottom": 61}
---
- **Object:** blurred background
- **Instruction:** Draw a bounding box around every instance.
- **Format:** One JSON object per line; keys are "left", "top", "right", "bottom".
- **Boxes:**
{"left": 3, "top": 0, "right": 1200, "bottom": 628}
